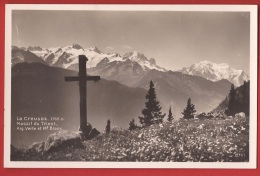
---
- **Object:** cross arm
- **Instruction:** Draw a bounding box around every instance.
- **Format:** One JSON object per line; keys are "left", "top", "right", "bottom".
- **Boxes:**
{"left": 65, "top": 76, "right": 80, "bottom": 82}
{"left": 65, "top": 76, "right": 101, "bottom": 82}
{"left": 87, "top": 76, "right": 101, "bottom": 82}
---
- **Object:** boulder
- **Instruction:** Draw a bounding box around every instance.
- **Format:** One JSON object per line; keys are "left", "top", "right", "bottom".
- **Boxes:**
{"left": 86, "top": 127, "right": 100, "bottom": 140}
{"left": 80, "top": 123, "right": 100, "bottom": 140}
{"left": 44, "top": 130, "right": 83, "bottom": 152}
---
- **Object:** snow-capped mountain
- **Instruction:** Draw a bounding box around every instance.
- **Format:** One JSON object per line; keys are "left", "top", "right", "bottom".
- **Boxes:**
{"left": 26, "top": 44, "right": 166, "bottom": 72}
{"left": 123, "top": 51, "right": 166, "bottom": 72}
{"left": 179, "top": 60, "right": 249, "bottom": 87}
{"left": 26, "top": 46, "right": 50, "bottom": 58}
{"left": 86, "top": 50, "right": 166, "bottom": 87}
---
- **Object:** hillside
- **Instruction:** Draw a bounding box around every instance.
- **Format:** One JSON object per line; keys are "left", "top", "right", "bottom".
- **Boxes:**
{"left": 213, "top": 81, "right": 250, "bottom": 115}
{"left": 89, "top": 68, "right": 232, "bottom": 117}
{"left": 134, "top": 70, "right": 232, "bottom": 116}
{"left": 11, "top": 63, "right": 146, "bottom": 147}
{"left": 11, "top": 117, "right": 249, "bottom": 162}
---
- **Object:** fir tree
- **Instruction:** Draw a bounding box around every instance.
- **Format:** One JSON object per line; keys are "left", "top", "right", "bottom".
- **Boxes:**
{"left": 241, "top": 81, "right": 250, "bottom": 116}
{"left": 139, "top": 81, "right": 166, "bottom": 126}
{"left": 182, "top": 98, "right": 196, "bottom": 120}
{"left": 105, "top": 119, "right": 111, "bottom": 134}
{"left": 128, "top": 119, "right": 137, "bottom": 131}
{"left": 167, "top": 107, "right": 174, "bottom": 121}
{"left": 225, "top": 84, "right": 236, "bottom": 116}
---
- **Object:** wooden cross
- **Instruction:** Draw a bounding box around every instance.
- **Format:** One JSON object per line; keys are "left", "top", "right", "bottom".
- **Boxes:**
{"left": 65, "top": 55, "right": 100, "bottom": 132}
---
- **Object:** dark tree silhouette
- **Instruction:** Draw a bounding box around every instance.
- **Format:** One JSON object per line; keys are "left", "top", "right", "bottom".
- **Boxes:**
{"left": 139, "top": 81, "right": 166, "bottom": 126}
{"left": 128, "top": 119, "right": 137, "bottom": 131}
{"left": 182, "top": 98, "right": 196, "bottom": 120}
{"left": 241, "top": 81, "right": 250, "bottom": 116}
{"left": 225, "top": 84, "right": 236, "bottom": 116}
{"left": 167, "top": 107, "right": 174, "bottom": 122}
{"left": 105, "top": 119, "right": 111, "bottom": 134}
{"left": 224, "top": 81, "right": 250, "bottom": 116}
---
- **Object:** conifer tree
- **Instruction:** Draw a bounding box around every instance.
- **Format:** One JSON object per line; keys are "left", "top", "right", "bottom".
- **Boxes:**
{"left": 225, "top": 84, "right": 236, "bottom": 116}
{"left": 241, "top": 81, "right": 250, "bottom": 116}
{"left": 139, "top": 81, "right": 166, "bottom": 126}
{"left": 182, "top": 98, "right": 196, "bottom": 120}
{"left": 105, "top": 119, "right": 111, "bottom": 134}
{"left": 167, "top": 107, "right": 174, "bottom": 122}
{"left": 128, "top": 119, "right": 137, "bottom": 131}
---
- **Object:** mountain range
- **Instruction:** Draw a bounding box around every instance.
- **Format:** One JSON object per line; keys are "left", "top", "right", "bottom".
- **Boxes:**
{"left": 24, "top": 44, "right": 248, "bottom": 87}
{"left": 26, "top": 44, "right": 166, "bottom": 72}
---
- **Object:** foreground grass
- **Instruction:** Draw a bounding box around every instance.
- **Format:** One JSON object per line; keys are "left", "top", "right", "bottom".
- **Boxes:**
{"left": 11, "top": 117, "right": 249, "bottom": 162}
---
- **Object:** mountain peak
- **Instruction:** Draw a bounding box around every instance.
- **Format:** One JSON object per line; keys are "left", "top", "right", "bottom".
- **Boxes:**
{"left": 123, "top": 51, "right": 166, "bottom": 72}
{"left": 180, "top": 60, "right": 249, "bottom": 86}
{"left": 124, "top": 51, "right": 148, "bottom": 62}
{"left": 197, "top": 60, "right": 213, "bottom": 65}
{"left": 196, "top": 60, "right": 230, "bottom": 68}
{"left": 89, "top": 46, "right": 101, "bottom": 54}
{"left": 72, "top": 43, "right": 84, "bottom": 50}
{"left": 131, "top": 50, "right": 142, "bottom": 55}
{"left": 199, "top": 60, "right": 211, "bottom": 63}
{"left": 27, "top": 46, "right": 43, "bottom": 51}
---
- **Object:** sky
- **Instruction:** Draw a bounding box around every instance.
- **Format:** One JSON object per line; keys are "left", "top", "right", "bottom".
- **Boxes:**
{"left": 12, "top": 10, "right": 250, "bottom": 73}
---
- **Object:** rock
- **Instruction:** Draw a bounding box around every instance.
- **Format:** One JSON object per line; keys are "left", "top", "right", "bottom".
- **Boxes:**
{"left": 235, "top": 112, "right": 246, "bottom": 119}
{"left": 87, "top": 127, "right": 100, "bottom": 140}
{"left": 29, "top": 141, "right": 45, "bottom": 153}
{"left": 44, "top": 130, "right": 83, "bottom": 152}
{"left": 80, "top": 123, "right": 100, "bottom": 140}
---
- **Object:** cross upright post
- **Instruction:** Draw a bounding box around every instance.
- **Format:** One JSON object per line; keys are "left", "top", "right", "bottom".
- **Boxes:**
{"left": 65, "top": 55, "right": 100, "bottom": 134}
{"left": 79, "top": 56, "right": 87, "bottom": 131}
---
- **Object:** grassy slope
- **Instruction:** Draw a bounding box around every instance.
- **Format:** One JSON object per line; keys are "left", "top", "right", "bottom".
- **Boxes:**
{"left": 11, "top": 117, "right": 249, "bottom": 162}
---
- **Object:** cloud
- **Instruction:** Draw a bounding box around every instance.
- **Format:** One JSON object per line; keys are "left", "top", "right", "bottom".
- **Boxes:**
{"left": 122, "top": 45, "right": 133, "bottom": 50}
{"left": 105, "top": 46, "right": 114, "bottom": 50}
